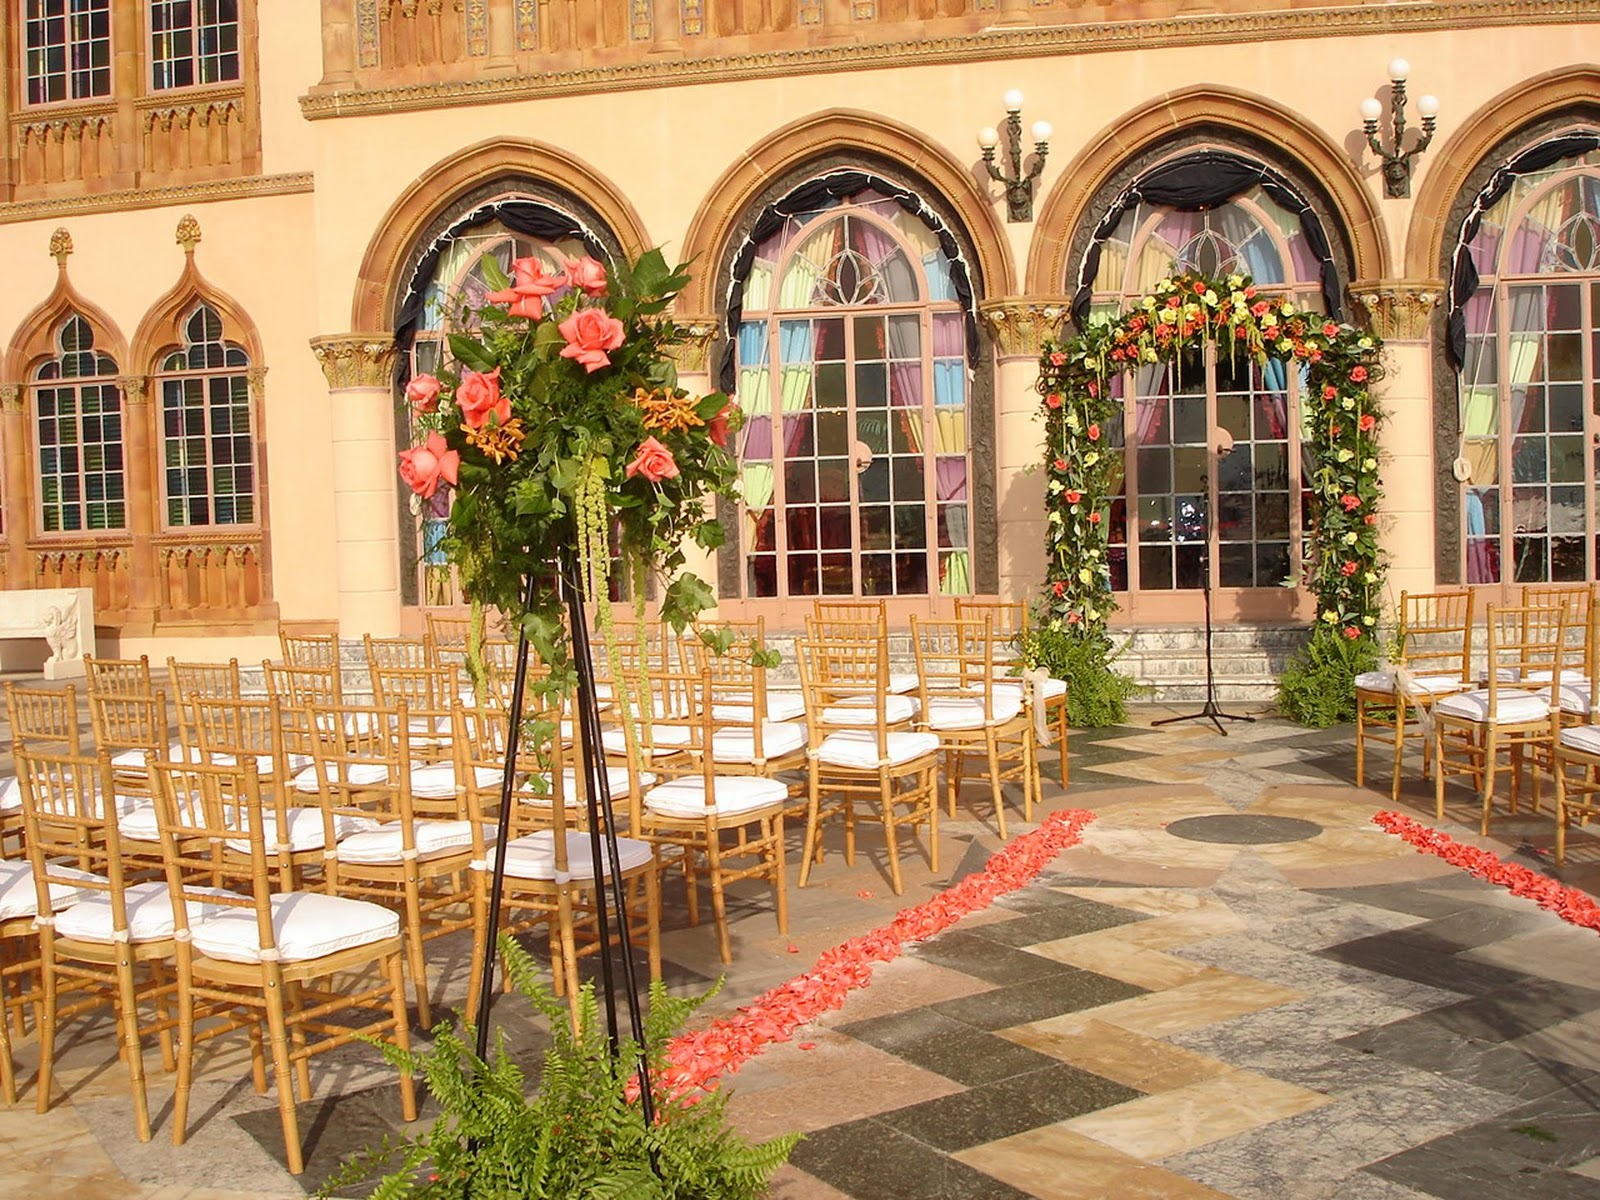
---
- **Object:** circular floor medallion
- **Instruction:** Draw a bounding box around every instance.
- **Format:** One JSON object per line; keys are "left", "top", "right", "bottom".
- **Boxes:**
{"left": 1165, "top": 814, "right": 1324, "bottom": 845}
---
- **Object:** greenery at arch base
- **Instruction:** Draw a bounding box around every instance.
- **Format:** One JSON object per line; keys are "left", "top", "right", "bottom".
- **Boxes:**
{"left": 1031, "top": 271, "right": 1387, "bottom": 728}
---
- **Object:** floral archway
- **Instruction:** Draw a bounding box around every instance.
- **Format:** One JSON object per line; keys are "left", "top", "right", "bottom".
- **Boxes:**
{"left": 1033, "top": 271, "right": 1386, "bottom": 722}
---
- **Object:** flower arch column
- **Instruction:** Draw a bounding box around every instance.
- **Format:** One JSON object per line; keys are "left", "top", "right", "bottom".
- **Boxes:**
{"left": 665, "top": 316, "right": 721, "bottom": 587}
{"left": 979, "top": 297, "right": 1073, "bottom": 600}
{"left": 1349, "top": 282, "right": 1443, "bottom": 601}
{"left": 310, "top": 333, "right": 402, "bottom": 638}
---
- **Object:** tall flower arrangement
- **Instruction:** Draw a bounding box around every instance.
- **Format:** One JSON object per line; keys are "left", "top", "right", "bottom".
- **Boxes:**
{"left": 1035, "top": 272, "right": 1387, "bottom": 723}
{"left": 397, "top": 249, "right": 740, "bottom": 684}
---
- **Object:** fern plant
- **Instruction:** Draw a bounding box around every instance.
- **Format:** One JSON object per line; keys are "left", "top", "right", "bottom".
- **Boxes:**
{"left": 1018, "top": 625, "right": 1147, "bottom": 727}
{"left": 1275, "top": 624, "right": 1380, "bottom": 727}
{"left": 320, "top": 934, "right": 799, "bottom": 1199}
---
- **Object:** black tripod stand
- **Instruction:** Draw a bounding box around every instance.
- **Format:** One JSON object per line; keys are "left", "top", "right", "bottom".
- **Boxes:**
{"left": 1154, "top": 472, "right": 1255, "bottom": 736}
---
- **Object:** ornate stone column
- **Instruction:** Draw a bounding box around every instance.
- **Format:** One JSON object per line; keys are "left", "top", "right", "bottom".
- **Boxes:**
{"left": 979, "top": 297, "right": 1071, "bottom": 600}
{"left": 310, "top": 334, "right": 403, "bottom": 638}
{"left": 117, "top": 374, "right": 160, "bottom": 624}
{"left": 0, "top": 385, "right": 27, "bottom": 578}
{"left": 1349, "top": 281, "right": 1444, "bottom": 603}
{"left": 483, "top": 0, "right": 517, "bottom": 70}
{"left": 111, "top": 3, "right": 141, "bottom": 180}
{"left": 317, "top": 0, "right": 360, "bottom": 88}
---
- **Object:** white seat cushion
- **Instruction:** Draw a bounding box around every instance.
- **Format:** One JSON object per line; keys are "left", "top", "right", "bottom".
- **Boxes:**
{"left": 820, "top": 694, "right": 918, "bottom": 727}
{"left": 1526, "top": 670, "right": 1589, "bottom": 687}
{"left": 480, "top": 830, "right": 655, "bottom": 881}
{"left": 224, "top": 807, "right": 377, "bottom": 855}
{"left": 110, "top": 741, "right": 192, "bottom": 769}
{"left": 1434, "top": 688, "right": 1551, "bottom": 724}
{"left": 711, "top": 692, "right": 807, "bottom": 723}
{"left": 0, "top": 859, "right": 97, "bottom": 920}
{"left": 644, "top": 775, "right": 789, "bottom": 819}
{"left": 1560, "top": 724, "right": 1600, "bottom": 756}
{"left": 601, "top": 723, "right": 692, "bottom": 757}
{"left": 924, "top": 693, "right": 1024, "bottom": 731}
{"left": 334, "top": 819, "right": 486, "bottom": 865}
{"left": 56, "top": 880, "right": 241, "bottom": 944}
{"left": 410, "top": 763, "right": 504, "bottom": 799}
{"left": 1539, "top": 680, "right": 1594, "bottom": 716}
{"left": 995, "top": 677, "right": 1069, "bottom": 703}
{"left": 816, "top": 729, "right": 941, "bottom": 769}
{"left": 291, "top": 761, "right": 391, "bottom": 793}
{"left": 887, "top": 671, "right": 919, "bottom": 695}
{"left": 191, "top": 891, "right": 399, "bottom": 965}
{"left": 527, "top": 766, "right": 655, "bottom": 806}
{"left": 208, "top": 752, "right": 313, "bottom": 777}
{"left": 1354, "top": 670, "right": 1469, "bottom": 696}
{"left": 117, "top": 802, "right": 163, "bottom": 843}
{"left": 0, "top": 776, "right": 19, "bottom": 813}
{"left": 711, "top": 721, "right": 806, "bottom": 764}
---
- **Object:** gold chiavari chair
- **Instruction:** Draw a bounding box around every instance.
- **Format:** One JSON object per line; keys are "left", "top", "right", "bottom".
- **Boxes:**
{"left": 1354, "top": 590, "right": 1474, "bottom": 801}
{"left": 166, "top": 657, "right": 243, "bottom": 752}
{"left": 1552, "top": 596, "right": 1600, "bottom": 863}
{"left": 955, "top": 597, "right": 1071, "bottom": 787}
{"left": 911, "top": 615, "right": 1038, "bottom": 839}
{"left": 278, "top": 630, "right": 340, "bottom": 669}
{"left": 1433, "top": 602, "right": 1567, "bottom": 832}
{"left": 2, "top": 683, "right": 83, "bottom": 853}
{"left": 794, "top": 633, "right": 940, "bottom": 896}
{"left": 364, "top": 633, "right": 434, "bottom": 673}
{"left": 368, "top": 662, "right": 458, "bottom": 765}
{"left": 683, "top": 619, "right": 809, "bottom": 784}
{"left": 263, "top": 660, "right": 343, "bottom": 709}
{"left": 146, "top": 754, "right": 416, "bottom": 1173}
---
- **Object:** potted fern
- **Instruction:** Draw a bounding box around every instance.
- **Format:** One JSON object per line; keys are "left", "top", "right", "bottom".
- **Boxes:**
{"left": 321, "top": 936, "right": 797, "bottom": 1198}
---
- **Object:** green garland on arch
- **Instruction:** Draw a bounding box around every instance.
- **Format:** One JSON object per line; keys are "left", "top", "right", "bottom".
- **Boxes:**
{"left": 1034, "top": 272, "right": 1387, "bottom": 721}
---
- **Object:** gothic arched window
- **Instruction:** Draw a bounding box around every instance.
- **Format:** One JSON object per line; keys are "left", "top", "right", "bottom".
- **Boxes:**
{"left": 32, "top": 314, "right": 123, "bottom": 533}
{"left": 156, "top": 303, "right": 254, "bottom": 527}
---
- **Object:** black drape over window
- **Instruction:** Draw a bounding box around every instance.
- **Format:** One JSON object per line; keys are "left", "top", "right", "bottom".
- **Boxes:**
{"left": 391, "top": 198, "right": 610, "bottom": 377}
{"left": 718, "top": 170, "right": 981, "bottom": 394}
{"left": 1073, "top": 150, "right": 1341, "bottom": 326}
{"left": 1445, "top": 132, "right": 1600, "bottom": 368}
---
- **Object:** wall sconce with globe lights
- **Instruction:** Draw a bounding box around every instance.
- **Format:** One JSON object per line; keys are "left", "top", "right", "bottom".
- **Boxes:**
{"left": 1359, "top": 59, "right": 1439, "bottom": 199}
{"left": 978, "top": 91, "right": 1052, "bottom": 223}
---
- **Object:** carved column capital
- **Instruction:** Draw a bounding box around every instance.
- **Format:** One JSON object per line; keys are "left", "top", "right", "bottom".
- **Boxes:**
{"left": 1348, "top": 280, "right": 1445, "bottom": 342}
{"left": 0, "top": 384, "right": 21, "bottom": 414}
{"left": 118, "top": 375, "right": 150, "bottom": 407}
{"left": 978, "top": 297, "right": 1074, "bottom": 359}
{"left": 247, "top": 365, "right": 268, "bottom": 400}
{"left": 311, "top": 334, "right": 398, "bottom": 390}
{"left": 663, "top": 317, "right": 719, "bottom": 375}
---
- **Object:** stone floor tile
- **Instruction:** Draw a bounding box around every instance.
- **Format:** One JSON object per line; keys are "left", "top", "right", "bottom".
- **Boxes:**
{"left": 996, "top": 1018, "right": 1233, "bottom": 1092}
{"left": 953, "top": 1127, "right": 1235, "bottom": 1200}
{"left": 1038, "top": 970, "right": 1303, "bottom": 1039}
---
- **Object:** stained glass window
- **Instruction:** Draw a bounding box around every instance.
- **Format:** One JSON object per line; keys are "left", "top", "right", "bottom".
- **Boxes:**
{"left": 150, "top": 0, "right": 240, "bottom": 90}
{"left": 1458, "top": 154, "right": 1600, "bottom": 584}
{"left": 33, "top": 315, "right": 124, "bottom": 533}
{"left": 157, "top": 304, "right": 253, "bottom": 527}
{"left": 24, "top": 0, "right": 111, "bottom": 105}
{"left": 735, "top": 190, "right": 970, "bottom": 599}
{"left": 1088, "top": 183, "right": 1322, "bottom": 603}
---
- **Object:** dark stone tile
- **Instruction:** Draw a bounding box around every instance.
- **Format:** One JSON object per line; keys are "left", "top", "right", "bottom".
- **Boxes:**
{"left": 238, "top": 1079, "right": 424, "bottom": 1191}
{"left": 906, "top": 930, "right": 1073, "bottom": 987}
{"left": 930, "top": 969, "right": 1146, "bottom": 1031}
{"left": 1366, "top": 1136, "right": 1600, "bottom": 1199}
{"left": 1317, "top": 932, "right": 1530, "bottom": 997}
{"left": 874, "top": 1063, "right": 1141, "bottom": 1152}
{"left": 1310, "top": 883, "right": 1501, "bottom": 922}
{"left": 837, "top": 1008, "right": 1063, "bottom": 1087}
{"left": 1406, "top": 905, "right": 1568, "bottom": 952}
{"left": 968, "top": 897, "right": 1148, "bottom": 948}
{"left": 1337, "top": 1019, "right": 1600, "bottom": 1102}
{"left": 1409, "top": 980, "right": 1600, "bottom": 1046}
{"left": 790, "top": 1117, "right": 1035, "bottom": 1200}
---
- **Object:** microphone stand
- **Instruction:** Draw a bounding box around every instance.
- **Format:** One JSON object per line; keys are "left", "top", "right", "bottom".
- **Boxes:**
{"left": 1154, "top": 468, "right": 1255, "bottom": 736}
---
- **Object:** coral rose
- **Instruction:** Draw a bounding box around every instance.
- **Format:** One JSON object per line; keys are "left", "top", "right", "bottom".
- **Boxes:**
{"left": 456, "top": 366, "right": 509, "bottom": 429}
{"left": 1350, "top": 365, "right": 1369, "bottom": 383}
{"left": 707, "top": 402, "right": 737, "bottom": 449}
{"left": 625, "top": 436, "right": 680, "bottom": 482}
{"left": 564, "top": 255, "right": 609, "bottom": 297}
{"left": 398, "top": 431, "right": 459, "bottom": 500}
{"left": 405, "top": 373, "right": 441, "bottom": 414}
{"left": 559, "top": 308, "right": 626, "bottom": 373}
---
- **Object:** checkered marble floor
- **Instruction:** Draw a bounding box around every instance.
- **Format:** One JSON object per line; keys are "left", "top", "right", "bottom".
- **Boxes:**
{"left": 9, "top": 702, "right": 1600, "bottom": 1198}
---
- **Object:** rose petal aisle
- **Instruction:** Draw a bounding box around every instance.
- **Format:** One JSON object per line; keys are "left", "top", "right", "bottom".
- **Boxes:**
{"left": 1374, "top": 810, "right": 1600, "bottom": 933}
{"left": 656, "top": 808, "right": 1097, "bottom": 1097}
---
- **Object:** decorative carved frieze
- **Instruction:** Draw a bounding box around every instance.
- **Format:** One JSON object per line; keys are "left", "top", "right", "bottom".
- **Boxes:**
{"left": 356, "top": 0, "right": 382, "bottom": 66}
{"left": 978, "top": 297, "right": 1074, "bottom": 358}
{"left": 681, "top": 0, "right": 704, "bottom": 35}
{"left": 0, "top": 173, "right": 313, "bottom": 227}
{"left": 0, "top": 385, "right": 21, "bottom": 415}
{"left": 515, "top": 0, "right": 538, "bottom": 48}
{"left": 176, "top": 213, "right": 202, "bottom": 252}
{"left": 1348, "top": 281, "right": 1444, "bottom": 342}
{"left": 311, "top": 334, "right": 398, "bottom": 390}
{"left": 465, "top": 0, "right": 489, "bottom": 53}
{"left": 49, "top": 227, "right": 73, "bottom": 265}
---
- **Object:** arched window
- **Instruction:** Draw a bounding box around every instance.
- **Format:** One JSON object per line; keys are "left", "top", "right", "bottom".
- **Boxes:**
{"left": 1456, "top": 149, "right": 1600, "bottom": 584}
{"left": 156, "top": 303, "right": 254, "bottom": 527}
{"left": 735, "top": 189, "right": 971, "bottom": 600}
{"left": 1087, "top": 183, "right": 1327, "bottom": 619}
{"left": 31, "top": 314, "right": 123, "bottom": 533}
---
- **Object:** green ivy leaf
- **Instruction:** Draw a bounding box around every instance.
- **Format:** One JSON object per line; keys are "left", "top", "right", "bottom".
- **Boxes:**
{"left": 449, "top": 333, "right": 500, "bottom": 373}
{"left": 659, "top": 572, "right": 716, "bottom": 632}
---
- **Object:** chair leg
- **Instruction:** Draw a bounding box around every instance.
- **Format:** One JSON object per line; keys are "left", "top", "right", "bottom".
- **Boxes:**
{"left": 171, "top": 967, "right": 197, "bottom": 1146}
{"left": 1355, "top": 699, "right": 1367, "bottom": 786}
{"left": 114, "top": 950, "right": 153, "bottom": 1143}
{"left": 385, "top": 952, "right": 418, "bottom": 1124}
{"left": 1480, "top": 728, "right": 1501, "bottom": 836}
{"left": 554, "top": 890, "right": 583, "bottom": 1034}
{"left": 987, "top": 737, "right": 1008, "bottom": 841}
{"left": 880, "top": 774, "right": 904, "bottom": 896}
{"left": 1555, "top": 758, "right": 1570, "bottom": 866}
{"left": 798, "top": 771, "right": 822, "bottom": 889}
{"left": 247, "top": 1019, "right": 268, "bottom": 1094}
{"left": 1434, "top": 725, "right": 1448, "bottom": 822}
{"left": 150, "top": 958, "right": 176, "bottom": 1075}
{"left": 263, "top": 974, "right": 305, "bottom": 1175}
{"left": 400, "top": 882, "right": 433, "bottom": 1029}
{"left": 925, "top": 763, "right": 940, "bottom": 875}
{"left": 285, "top": 981, "right": 313, "bottom": 1103}
{"left": 770, "top": 815, "right": 789, "bottom": 936}
{"left": 706, "top": 833, "right": 732, "bottom": 965}
{"left": 645, "top": 865, "right": 662, "bottom": 983}
{"left": 1390, "top": 700, "right": 1406, "bottom": 803}
{"left": 0, "top": 969, "right": 15, "bottom": 1107}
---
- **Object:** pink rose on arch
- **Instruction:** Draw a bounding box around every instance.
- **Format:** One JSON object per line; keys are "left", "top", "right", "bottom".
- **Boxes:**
{"left": 626, "top": 436, "right": 680, "bottom": 483}
{"left": 398, "top": 431, "right": 459, "bottom": 500}
{"left": 1322, "top": 321, "right": 1341, "bottom": 338}
{"left": 487, "top": 256, "right": 567, "bottom": 319}
{"left": 405, "top": 373, "right": 441, "bottom": 414}
{"left": 564, "top": 255, "right": 609, "bottom": 297}
{"left": 1350, "top": 365, "right": 1370, "bottom": 383}
{"left": 456, "top": 366, "right": 509, "bottom": 429}
{"left": 559, "top": 308, "right": 626, "bottom": 373}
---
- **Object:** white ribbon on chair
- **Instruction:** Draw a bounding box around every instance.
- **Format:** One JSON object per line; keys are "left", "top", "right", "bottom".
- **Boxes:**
{"left": 1392, "top": 664, "right": 1433, "bottom": 739}
{"left": 1021, "top": 666, "right": 1054, "bottom": 747}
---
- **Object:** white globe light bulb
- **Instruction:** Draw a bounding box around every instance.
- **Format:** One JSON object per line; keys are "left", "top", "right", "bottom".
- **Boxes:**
{"left": 1031, "top": 120, "right": 1052, "bottom": 142}
{"left": 977, "top": 126, "right": 999, "bottom": 149}
{"left": 1388, "top": 57, "right": 1410, "bottom": 82}
{"left": 1359, "top": 98, "right": 1384, "bottom": 122}
{"left": 1003, "top": 89, "right": 1024, "bottom": 112}
{"left": 1417, "top": 94, "right": 1440, "bottom": 117}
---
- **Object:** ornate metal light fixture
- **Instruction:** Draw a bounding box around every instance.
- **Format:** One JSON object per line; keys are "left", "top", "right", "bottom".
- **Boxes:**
{"left": 978, "top": 90, "right": 1051, "bottom": 223}
{"left": 1360, "top": 59, "right": 1439, "bottom": 199}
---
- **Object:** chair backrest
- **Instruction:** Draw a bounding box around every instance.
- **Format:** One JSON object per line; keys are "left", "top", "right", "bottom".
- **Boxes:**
{"left": 167, "top": 658, "right": 243, "bottom": 748}
{"left": 454, "top": 699, "right": 577, "bottom": 847}
{"left": 954, "top": 599, "right": 1028, "bottom": 642}
{"left": 1397, "top": 589, "right": 1475, "bottom": 681}
{"left": 425, "top": 612, "right": 473, "bottom": 657}
{"left": 910, "top": 616, "right": 997, "bottom": 698}
{"left": 804, "top": 609, "right": 888, "bottom": 645}
{"left": 364, "top": 634, "right": 433, "bottom": 673}
{"left": 1522, "top": 583, "right": 1593, "bottom": 675}
{"left": 89, "top": 688, "right": 172, "bottom": 760}
{"left": 1484, "top": 602, "right": 1568, "bottom": 707}
{"left": 84, "top": 655, "right": 152, "bottom": 699}
{"left": 15, "top": 747, "right": 135, "bottom": 930}
{"left": 301, "top": 699, "right": 412, "bottom": 830}
{"left": 812, "top": 598, "right": 887, "bottom": 622}
{"left": 279, "top": 631, "right": 340, "bottom": 668}
{"left": 795, "top": 634, "right": 897, "bottom": 758}
{"left": 5, "top": 683, "right": 82, "bottom": 755}
{"left": 263, "top": 661, "right": 342, "bottom": 708}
